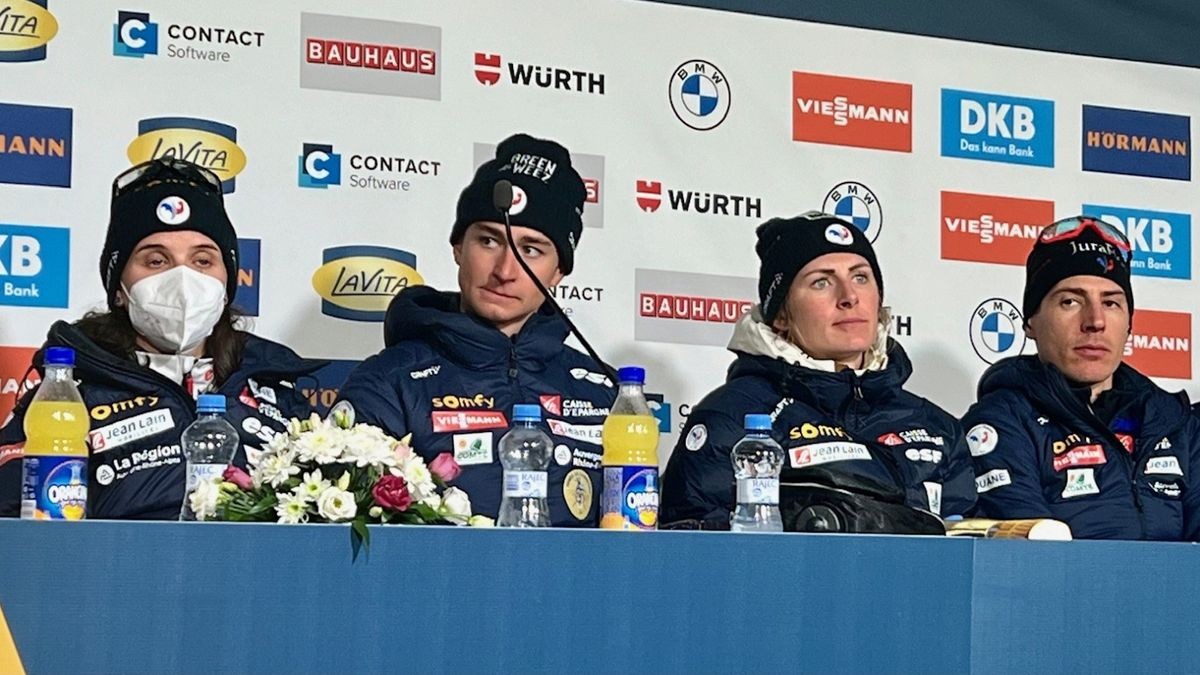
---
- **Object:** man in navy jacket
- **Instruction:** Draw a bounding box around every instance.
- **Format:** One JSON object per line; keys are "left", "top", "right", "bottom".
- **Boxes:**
{"left": 964, "top": 216, "right": 1200, "bottom": 540}
{"left": 336, "top": 134, "right": 615, "bottom": 526}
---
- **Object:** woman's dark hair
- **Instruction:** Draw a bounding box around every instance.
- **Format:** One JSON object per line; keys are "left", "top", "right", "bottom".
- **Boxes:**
{"left": 74, "top": 305, "right": 247, "bottom": 386}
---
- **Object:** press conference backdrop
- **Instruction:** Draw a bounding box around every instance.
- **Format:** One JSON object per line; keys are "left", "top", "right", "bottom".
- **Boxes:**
{"left": 0, "top": 0, "right": 1197, "bottom": 465}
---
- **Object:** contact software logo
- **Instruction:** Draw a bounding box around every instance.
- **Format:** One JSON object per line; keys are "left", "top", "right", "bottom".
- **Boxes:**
{"left": 969, "top": 298, "right": 1026, "bottom": 364}
{"left": 669, "top": 60, "right": 730, "bottom": 131}
{"left": 298, "top": 143, "right": 341, "bottom": 188}
{"left": 113, "top": 11, "right": 157, "bottom": 57}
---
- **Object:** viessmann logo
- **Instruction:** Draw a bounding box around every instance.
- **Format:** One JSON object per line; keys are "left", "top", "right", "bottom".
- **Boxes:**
{"left": 126, "top": 117, "right": 246, "bottom": 193}
{"left": 1124, "top": 309, "right": 1191, "bottom": 380}
{"left": 312, "top": 245, "right": 423, "bottom": 322}
{"left": 792, "top": 71, "right": 912, "bottom": 152}
{"left": 634, "top": 268, "right": 756, "bottom": 347}
{"left": 940, "top": 191, "right": 1055, "bottom": 266}
{"left": 0, "top": 0, "right": 58, "bottom": 63}
{"left": 300, "top": 13, "right": 440, "bottom": 100}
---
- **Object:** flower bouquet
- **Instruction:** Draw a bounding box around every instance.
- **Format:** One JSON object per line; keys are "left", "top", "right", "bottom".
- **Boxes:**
{"left": 189, "top": 412, "right": 492, "bottom": 556}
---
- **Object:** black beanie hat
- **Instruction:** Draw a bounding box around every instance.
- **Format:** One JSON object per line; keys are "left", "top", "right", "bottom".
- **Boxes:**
{"left": 450, "top": 133, "right": 587, "bottom": 274}
{"left": 101, "top": 160, "right": 239, "bottom": 308}
{"left": 756, "top": 211, "right": 884, "bottom": 325}
{"left": 1023, "top": 215, "right": 1134, "bottom": 319}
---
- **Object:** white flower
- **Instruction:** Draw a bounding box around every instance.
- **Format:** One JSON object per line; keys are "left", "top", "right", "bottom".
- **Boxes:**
{"left": 396, "top": 455, "right": 436, "bottom": 502}
{"left": 317, "top": 486, "right": 357, "bottom": 522}
{"left": 468, "top": 514, "right": 495, "bottom": 528}
{"left": 257, "top": 451, "right": 301, "bottom": 488}
{"left": 188, "top": 479, "right": 220, "bottom": 521}
{"left": 275, "top": 492, "right": 310, "bottom": 524}
{"left": 294, "top": 469, "right": 332, "bottom": 501}
{"left": 419, "top": 493, "right": 442, "bottom": 511}
{"left": 294, "top": 424, "right": 344, "bottom": 465}
{"left": 439, "top": 486, "right": 472, "bottom": 525}
{"left": 342, "top": 429, "right": 396, "bottom": 468}
{"left": 368, "top": 506, "right": 383, "bottom": 519}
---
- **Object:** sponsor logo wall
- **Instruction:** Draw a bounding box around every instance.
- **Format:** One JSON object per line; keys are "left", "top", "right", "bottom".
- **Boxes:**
{"left": 0, "top": 0, "right": 1197, "bottom": 471}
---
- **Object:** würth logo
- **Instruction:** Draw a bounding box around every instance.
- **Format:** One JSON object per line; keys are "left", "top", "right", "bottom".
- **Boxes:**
{"left": 473, "top": 52, "right": 604, "bottom": 95}
{"left": 634, "top": 179, "right": 761, "bottom": 218}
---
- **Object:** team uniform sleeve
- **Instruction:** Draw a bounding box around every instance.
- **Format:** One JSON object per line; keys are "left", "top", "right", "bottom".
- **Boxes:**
{"left": 334, "top": 357, "right": 409, "bottom": 440}
{"left": 939, "top": 420, "right": 980, "bottom": 518}
{"left": 0, "top": 387, "right": 37, "bottom": 517}
{"left": 1181, "top": 415, "right": 1200, "bottom": 542}
{"left": 660, "top": 408, "right": 744, "bottom": 526}
{"left": 962, "top": 400, "right": 1052, "bottom": 520}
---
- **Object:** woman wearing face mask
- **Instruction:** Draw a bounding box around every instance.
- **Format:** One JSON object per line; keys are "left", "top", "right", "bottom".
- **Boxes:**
{"left": 0, "top": 158, "right": 326, "bottom": 519}
{"left": 660, "top": 212, "right": 977, "bottom": 530}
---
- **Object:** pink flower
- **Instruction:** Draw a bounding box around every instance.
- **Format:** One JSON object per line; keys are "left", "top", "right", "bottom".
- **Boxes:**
{"left": 429, "top": 452, "right": 462, "bottom": 483}
{"left": 223, "top": 465, "right": 253, "bottom": 490}
{"left": 372, "top": 474, "right": 412, "bottom": 511}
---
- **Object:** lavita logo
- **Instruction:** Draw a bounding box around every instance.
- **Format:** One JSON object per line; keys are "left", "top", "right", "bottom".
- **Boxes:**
{"left": 311, "top": 245, "right": 423, "bottom": 322}
{"left": 941, "top": 89, "right": 1054, "bottom": 167}
{"left": 1084, "top": 204, "right": 1191, "bottom": 280}
{"left": 126, "top": 117, "right": 246, "bottom": 193}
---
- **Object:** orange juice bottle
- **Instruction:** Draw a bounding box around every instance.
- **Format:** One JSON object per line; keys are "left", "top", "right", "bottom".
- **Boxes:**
{"left": 600, "top": 366, "right": 660, "bottom": 530}
{"left": 21, "top": 347, "right": 89, "bottom": 520}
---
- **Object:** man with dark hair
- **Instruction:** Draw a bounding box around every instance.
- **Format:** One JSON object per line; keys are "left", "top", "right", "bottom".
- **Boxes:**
{"left": 336, "top": 134, "right": 614, "bottom": 526}
{"left": 965, "top": 215, "right": 1200, "bottom": 540}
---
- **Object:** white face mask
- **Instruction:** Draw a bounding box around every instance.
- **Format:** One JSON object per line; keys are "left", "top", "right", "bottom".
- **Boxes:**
{"left": 123, "top": 266, "right": 227, "bottom": 354}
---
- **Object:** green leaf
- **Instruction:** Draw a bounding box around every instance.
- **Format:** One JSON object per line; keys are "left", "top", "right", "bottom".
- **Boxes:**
{"left": 350, "top": 518, "right": 371, "bottom": 562}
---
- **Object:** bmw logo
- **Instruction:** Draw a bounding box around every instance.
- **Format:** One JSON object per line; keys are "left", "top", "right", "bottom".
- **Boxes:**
{"left": 669, "top": 59, "right": 731, "bottom": 131}
{"left": 969, "top": 298, "right": 1027, "bottom": 364}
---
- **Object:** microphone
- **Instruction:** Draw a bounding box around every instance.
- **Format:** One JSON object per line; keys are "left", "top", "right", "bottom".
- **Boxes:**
{"left": 492, "top": 179, "right": 617, "bottom": 384}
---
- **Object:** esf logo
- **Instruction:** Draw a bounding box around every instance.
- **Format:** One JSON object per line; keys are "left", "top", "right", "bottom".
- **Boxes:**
{"left": 113, "top": 11, "right": 157, "bottom": 57}
{"left": 634, "top": 179, "right": 761, "bottom": 218}
{"left": 669, "top": 60, "right": 731, "bottom": 131}
{"left": 0, "top": 0, "right": 58, "bottom": 63}
{"left": 1125, "top": 310, "right": 1191, "bottom": 380}
{"left": 0, "top": 223, "right": 68, "bottom": 308}
{"left": 792, "top": 71, "right": 912, "bottom": 152}
{"left": 0, "top": 101, "right": 71, "bottom": 188}
{"left": 1082, "top": 105, "right": 1190, "bottom": 181}
{"left": 312, "top": 245, "right": 423, "bottom": 322}
{"left": 940, "top": 89, "right": 1054, "bottom": 167}
{"left": 822, "top": 182, "right": 882, "bottom": 243}
{"left": 1084, "top": 204, "right": 1191, "bottom": 280}
{"left": 299, "top": 143, "right": 341, "bottom": 188}
{"left": 473, "top": 52, "right": 604, "bottom": 95}
{"left": 127, "top": 117, "right": 246, "bottom": 193}
{"left": 234, "top": 238, "right": 260, "bottom": 316}
{"left": 970, "top": 298, "right": 1026, "bottom": 364}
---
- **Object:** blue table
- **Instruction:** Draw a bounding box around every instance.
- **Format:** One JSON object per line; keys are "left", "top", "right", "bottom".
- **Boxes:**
{"left": 0, "top": 520, "right": 1196, "bottom": 674}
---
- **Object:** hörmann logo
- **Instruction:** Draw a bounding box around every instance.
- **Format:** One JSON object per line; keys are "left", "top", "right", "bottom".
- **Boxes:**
{"left": 127, "top": 117, "right": 246, "bottom": 193}
{"left": 1125, "top": 309, "right": 1191, "bottom": 380}
{"left": 1083, "top": 204, "right": 1191, "bottom": 280}
{"left": 0, "top": 101, "right": 71, "bottom": 188}
{"left": 634, "top": 179, "right": 761, "bottom": 218}
{"left": 473, "top": 52, "right": 604, "bottom": 95}
{"left": 301, "top": 13, "right": 440, "bottom": 100}
{"left": 941, "top": 88, "right": 1054, "bottom": 167}
{"left": 475, "top": 142, "right": 603, "bottom": 228}
{"left": 312, "top": 245, "right": 423, "bottom": 322}
{"left": 234, "top": 238, "right": 259, "bottom": 316}
{"left": 0, "top": 0, "right": 57, "bottom": 63}
{"left": 792, "top": 71, "right": 912, "bottom": 152}
{"left": 1082, "top": 105, "right": 1190, "bottom": 181}
{"left": 635, "top": 268, "right": 756, "bottom": 347}
{"left": 940, "top": 191, "right": 1055, "bottom": 266}
{"left": 300, "top": 142, "right": 441, "bottom": 192}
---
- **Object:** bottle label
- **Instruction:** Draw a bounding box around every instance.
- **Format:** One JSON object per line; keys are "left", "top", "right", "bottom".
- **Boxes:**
{"left": 21, "top": 456, "right": 87, "bottom": 520}
{"left": 187, "top": 463, "right": 226, "bottom": 493}
{"left": 503, "top": 470, "right": 548, "bottom": 498}
{"left": 600, "top": 466, "right": 658, "bottom": 530}
{"left": 737, "top": 478, "right": 780, "bottom": 505}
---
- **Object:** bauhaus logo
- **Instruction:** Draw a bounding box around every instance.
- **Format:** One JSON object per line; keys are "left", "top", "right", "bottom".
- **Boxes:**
{"left": 635, "top": 268, "right": 756, "bottom": 347}
{"left": 1124, "top": 310, "right": 1191, "bottom": 380}
{"left": 301, "top": 142, "right": 441, "bottom": 192}
{"left": 301, "top": 13, "right": 440, "bottom": 100}
{"left": 1082, "top": 105, "right": 1190, "bottom": 181}
{"left": 113, "top": 9, "right": 265, "bottom": 62}
{"left": 311, "top": 245, "right": 423, "bottom": 322}
{"left": 941, "top": 89, "right": 1054, "bottom": 167}
{"left": 234, "top": 238, "right": 260, "bottom": 316}
{"left": 1083, "top": 204, "right": 1190, "bottom": 280}
{"left": 0, "top": 0, "right": 57, "bottom": 63}
{"left": 792, "top": 72, "right": 912, "bottom": 152}
{"left": 475, "top": 142, "right": 603, "bottom": 228}
{"left": 941, "top": 191, "right": 1055, "bottom": 266}
{"left": 127, "top": 117, "right": 246, "bottom": 193}
{"left": 634, "top": 179, "right": 761, "bottom": 218}
{"left": 473, "top": 52, "right": 604, "bottom": 95}
{"left": 0, "top": 223, "right": 68, "bottom": 308}
{"left": 0, "top": 101, "right": 71, "bottom": 188}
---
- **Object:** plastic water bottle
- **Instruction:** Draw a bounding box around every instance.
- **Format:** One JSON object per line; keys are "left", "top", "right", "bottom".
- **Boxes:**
{"left": 21, "top": 346, "right": 89, "bottom": 520}
{"left": 730, "top": 414, "right": 784, "bottom": 533}
{"left": 180, "top": 394, "right": 238, "bottom": 521}
{"left": 497, "top": 404, "right": 551, "bottom": 527}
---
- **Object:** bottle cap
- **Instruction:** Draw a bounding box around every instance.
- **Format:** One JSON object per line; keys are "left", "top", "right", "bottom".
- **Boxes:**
{"left": 513, "top": 404, "right": 541, "bottom": 422}
{"left": 617, "top": 366, "right": 645, "bottom": 385}
{"left": 744, "top": 414, "right": 772, "bottom": 431}
{"left": 44, "top": 346, "right": 75, "bottom": 367}
{"left": 196, "top": 394, "right": 226, "bottom": 414}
